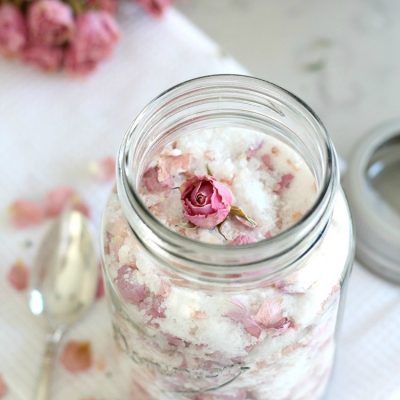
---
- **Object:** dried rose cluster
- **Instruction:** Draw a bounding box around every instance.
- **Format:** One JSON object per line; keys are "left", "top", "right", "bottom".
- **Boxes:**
{"left": 0, "top": 0, "right": 171, "bottom": 75}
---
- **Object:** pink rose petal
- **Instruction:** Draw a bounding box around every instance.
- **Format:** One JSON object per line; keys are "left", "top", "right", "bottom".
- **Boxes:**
{"left": 60, "top": 340, "right": 92, "bottom": 373}
{"left": 254, "top": 299, "right": 283, "bottom": 328}
{"left": 142, "top": 166, "right": 173, "bottom": 193}
{"left": 273, "top": 173, "right": 294, "bottom": 194}
{"left": 7, "top": 260, "right": 29, "bottom": 291}
{"left": 115, "top": 264, "right": 148, "bottom": 305}
{"left": 158, "top": 154, "right": 190, "bottom": 182}
{"left": 225, "top": 299, "right": 262, "bottom": 339}
{"left": 90, "top": 156, "right": 115, "bottom": 182}
{"left": 246, "top": 141, "right": 263, "bottom": 159}
{"left": 9, "top": 199, "right": 45, "bottom": 228}
{"left": 44, "top": 186, "right": 90, "bottom": 218}
{"left": 261, "top": 154, "right": 274, "bottom": 171}
{"left": 230, "top": 234, "right": 256, "bottom": 246}
{"left": 0, "top": 374, "right": 8, "bottom": 398}
{"left": 268, "top": 317, "right": 295, "bottom": 336}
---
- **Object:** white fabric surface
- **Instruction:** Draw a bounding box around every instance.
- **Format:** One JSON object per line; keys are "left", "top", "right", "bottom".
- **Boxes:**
{"left": 0, "top": 4, "right": 399, "bottom": 400}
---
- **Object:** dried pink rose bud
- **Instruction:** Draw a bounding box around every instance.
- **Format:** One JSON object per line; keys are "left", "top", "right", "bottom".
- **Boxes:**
{"left": 0, "top": 4, "right": 27, "bottom": 56}
{"left": 23, "top": 45, "right": 63, "bottom": 71}
{"left": 27, "top": 0, "right": 74, "bottom": 46}
{"left": 9, "top": 199, "right": 45, "bottom": 228}
{"left": 137, "top": 0, "right": 171, "bottom": 18}
{"left": 60, "top": 340, "right": 92, "bottom": 373}
{"left": 64, "top": 11, "right": 119, "bottom": 75}
{"left": 180, "top": 175, "right": 233, "bottom": 229}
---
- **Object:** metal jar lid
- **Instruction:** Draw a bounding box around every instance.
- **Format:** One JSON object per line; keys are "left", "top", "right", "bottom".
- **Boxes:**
{"left": 343, "top": 120, "right": 400, "bottom": 284}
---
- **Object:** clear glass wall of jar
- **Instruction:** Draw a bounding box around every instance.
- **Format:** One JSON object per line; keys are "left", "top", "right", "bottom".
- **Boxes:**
{"left": 101, "top": 75, "right": 354, "bottom": 400}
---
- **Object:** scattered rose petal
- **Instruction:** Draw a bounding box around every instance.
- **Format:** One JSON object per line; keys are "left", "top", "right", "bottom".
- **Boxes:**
{"left": 264, "top": 231, "right": 272, "bottom": 239}
{"left": 254, "top": 299, "right": 283, "bottom": 328}
{"left": 115, "top": 264, "right": 148, "bottom": 305}
{"left": 261, "top": 154, "right": 274, "bottom": 171}
{"left": 230, "top": 234, "right": 256, "bottom": 246}
{"left": 273, "top": 173, "right": 294, "bottom": 194}
{"left": 89, "top": 156, "right": 115, "bottom": 182}
{"left": 158, "top": 154, "right": 190, "bottom": 182}
{"left": 0, "top": 375, "right": 8, "bottom": 397}
{"left": 9, "top": 199, "right": 45, "bottom": 228}
{"left": 73, "top": 201, "right": 91, "bottom": 218}
{"left": 44, "top": 186, "right": 90, "bottom": 218}
{"left": 142, "top": 166, "right": 173, "bottom": 193}
{"left": 61, "top": 340, "right": 92, "bottom": 373}
{"left": 7, "top": 260, "right": 29, "bottom": 291}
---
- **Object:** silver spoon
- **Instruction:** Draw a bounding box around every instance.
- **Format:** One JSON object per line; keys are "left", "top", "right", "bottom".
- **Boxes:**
{"left": 29, "top": 211, "right": 98, "bottom": 400}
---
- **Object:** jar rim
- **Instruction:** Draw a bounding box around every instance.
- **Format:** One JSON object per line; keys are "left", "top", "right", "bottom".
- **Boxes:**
{"left": 117, "top": 74, "right": 339, "bottom": 279}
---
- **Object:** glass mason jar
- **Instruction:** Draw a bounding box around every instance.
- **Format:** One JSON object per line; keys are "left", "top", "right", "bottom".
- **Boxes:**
{"left": 101, "top": 75, "right": 354, "bottom": 400}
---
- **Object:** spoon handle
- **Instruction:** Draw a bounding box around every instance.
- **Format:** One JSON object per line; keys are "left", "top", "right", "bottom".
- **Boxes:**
{"left": 35, "top": 328, "right": 64, "bottom": 400}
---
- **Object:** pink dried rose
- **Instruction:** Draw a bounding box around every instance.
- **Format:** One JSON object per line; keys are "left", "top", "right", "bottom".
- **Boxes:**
{"left": 64, "top": 11, "right": 119, "bottom": 75}
{"left": 115, "top": 264, "right": 148, "bottom": 305}
{"left": 273, "top": 173, "right": 294, "bottom": 194}
{"left": 137, "top": 0, "right": 171, "bottom": 18}
{"left": 61, "top": 340, "right": 92, "bottom": 373}
{"left": 23, "top": 45, "right": 63, "bottom": 71}
{"left": 0, "top": 375, "right": 7, "bottom": 398}
{"left": 180, "top": 176, "right": 233, "bottom": 229}
{"left": 230, "top": 234, "right": 256, "bottom": 246}
{"left": 9, "top": 199, "right": 45, "bottom": 228}
{"left": 44, "top": 186, "right": 90, "bottom": 218}
{"left": 27, "top": 0, "right": 74, "bottom": 46}
{"left": 0, "top": 3, "right": 27, "bottom": 56}
{"left": 7, "top": 260, "right": 29, "bottom": 291}
{"left": 89, "top": 156, "right": 115, "bottom": 182}
{"left": 142, "top": 166, "right": 173, "bottom": 193}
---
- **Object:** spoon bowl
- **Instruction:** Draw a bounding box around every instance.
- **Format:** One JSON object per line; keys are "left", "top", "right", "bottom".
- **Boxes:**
{"left": 29, "top": 211, "right": 98, "bottom": 399}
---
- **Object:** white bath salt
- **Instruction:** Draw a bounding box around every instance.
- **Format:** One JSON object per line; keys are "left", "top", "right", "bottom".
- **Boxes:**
{"left": 102, "top": 127, "right": 352, "bottom": 400}
{"left": 139, "top": 127, "right": 317, "bottom": 244}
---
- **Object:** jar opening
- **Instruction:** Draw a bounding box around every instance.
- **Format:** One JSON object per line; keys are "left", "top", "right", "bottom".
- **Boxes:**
{"left": 117, "top": 75, "right": 339, "bottom": 283}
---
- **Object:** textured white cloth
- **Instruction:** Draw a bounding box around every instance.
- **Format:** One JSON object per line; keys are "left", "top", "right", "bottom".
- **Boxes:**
{"left": 0, "top": 4, "right": 398, "bottom": 400}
